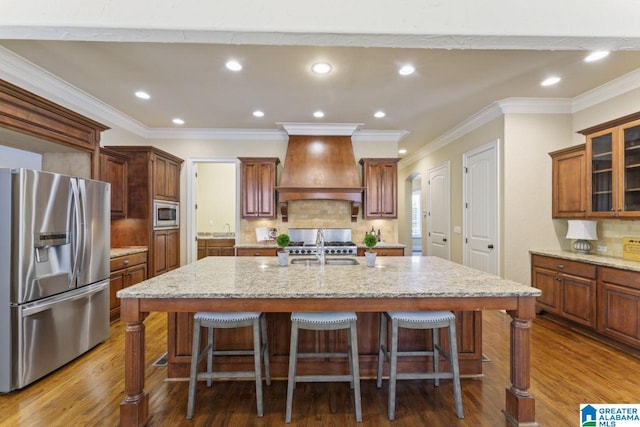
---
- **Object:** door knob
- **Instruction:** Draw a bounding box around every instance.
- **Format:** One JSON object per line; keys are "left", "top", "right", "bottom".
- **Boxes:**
{"left": 443, "top": 238, "right": 447, "bottom": 242}
{"left": 488, "top": 244, "right": 494, "bottom": 249}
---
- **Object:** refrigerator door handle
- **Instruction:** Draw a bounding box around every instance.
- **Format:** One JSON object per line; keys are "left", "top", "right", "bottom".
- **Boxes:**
{"left": 70, "top": 179, "right": 82, "bottom": 288}
{"left": 21, "top": 281, "right": 109, "bottom": 317}
{"left": 77, "top": 179, "right": 87, "bottom": 275}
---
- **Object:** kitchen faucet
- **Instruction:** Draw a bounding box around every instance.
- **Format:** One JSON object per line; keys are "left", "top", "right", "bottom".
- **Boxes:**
{"left": 316, "top": 228, "right": 325, "bottom": 265}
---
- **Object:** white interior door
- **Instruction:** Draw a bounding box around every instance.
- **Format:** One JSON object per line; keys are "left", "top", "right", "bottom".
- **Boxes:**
{"left": 427, "top": 162, "right": 450, "bottom": 260}
{"left": 463, "top": 140, "right": 499, "bottom": 275}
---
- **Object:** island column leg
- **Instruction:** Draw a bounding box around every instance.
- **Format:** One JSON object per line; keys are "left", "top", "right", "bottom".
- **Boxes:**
{"left": 120, "top": 298, "right": 150, "bottom": 427}
{"left": 505, "top": 296, "right": 538, "bottom": 427}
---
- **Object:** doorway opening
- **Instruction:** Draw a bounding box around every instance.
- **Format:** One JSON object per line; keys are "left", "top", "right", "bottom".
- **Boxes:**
{"left": 186, "top": 159, "right": 239, "bottom": 263}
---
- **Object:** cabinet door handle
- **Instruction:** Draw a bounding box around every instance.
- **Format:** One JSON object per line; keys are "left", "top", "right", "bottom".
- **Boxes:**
{"left": 557, "top": 264, "right": 564, "bottom": 269}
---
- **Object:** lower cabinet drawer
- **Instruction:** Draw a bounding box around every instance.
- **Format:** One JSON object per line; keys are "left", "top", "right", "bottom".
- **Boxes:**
{"left": 531, "top": 254, "right": 596, "bottom": 279}
{"left": 236, "top": 248, "right": 278, "bottom": 256}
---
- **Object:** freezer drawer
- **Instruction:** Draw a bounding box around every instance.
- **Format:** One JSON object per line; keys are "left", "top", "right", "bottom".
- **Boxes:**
{"left": 10, "top": 280, "right": 109, "bottom": 391}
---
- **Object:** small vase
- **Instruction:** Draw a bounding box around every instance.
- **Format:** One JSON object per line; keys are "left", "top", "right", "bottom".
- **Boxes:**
{"left": 365, "top": 251, "right": 376, "bottom": 267}
{"left": 277, "top": 251, "right": 289, "bottom": 267}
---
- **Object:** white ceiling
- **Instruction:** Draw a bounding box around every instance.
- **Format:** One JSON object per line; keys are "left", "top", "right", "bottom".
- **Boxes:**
{"left": 2, "top": 39, "right": 640, "bottom": 157}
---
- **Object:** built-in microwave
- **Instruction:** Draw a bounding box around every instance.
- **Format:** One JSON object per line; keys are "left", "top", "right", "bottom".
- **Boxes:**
{"left": 153, "top": 200, "right": 179, "bottom": 229}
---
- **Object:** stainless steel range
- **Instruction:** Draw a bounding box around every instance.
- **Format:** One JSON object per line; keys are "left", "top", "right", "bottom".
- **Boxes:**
{"left": 285, "top": 228, "right": 357, "bottom": 256}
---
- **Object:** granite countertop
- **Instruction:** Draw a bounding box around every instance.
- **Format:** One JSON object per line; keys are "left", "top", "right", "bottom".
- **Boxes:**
{"left": 197, "top": 232, "right": 236, "bottom": 239}
{"left": 118, "top": 256, "right": 540, "bottom": 299}
{"left": 530, "top": 249, "right": 640, "bottom": 273}
{"left": 234, "top": 242, "right": 406, "bottom": 249}
{"left": 356, "top": 243, "right": 406, "bottom": 249}
{"left": 235, "top": 242, "right": 279, "bottom": 249}
{"left": 110, "top": 247, "right": 148, "bottom": 258}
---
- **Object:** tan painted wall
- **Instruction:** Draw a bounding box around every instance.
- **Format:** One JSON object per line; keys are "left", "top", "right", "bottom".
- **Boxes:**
{"left": 503, "top": 114, "right": 573, "bottom": 284}
{"left": 196, "top": 163, "right": 236, "bottom": 233}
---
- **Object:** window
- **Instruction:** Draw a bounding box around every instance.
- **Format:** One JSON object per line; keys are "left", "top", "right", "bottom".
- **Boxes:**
{"left": 411, "top": 190, "right": 421, "bottom": 238}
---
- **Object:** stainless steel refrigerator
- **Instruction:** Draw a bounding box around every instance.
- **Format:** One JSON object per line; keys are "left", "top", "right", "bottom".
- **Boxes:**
{"left": 0, "top": 168, "right": 110, "bottom": 392}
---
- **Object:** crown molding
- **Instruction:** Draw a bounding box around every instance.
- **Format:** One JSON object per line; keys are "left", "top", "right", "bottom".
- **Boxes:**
{"left": 0, "top": 46, "right": 149, "bottom": 137}
{"left": 277, "top": 122, "right": 363, "bottom": 136}
{"left": 572, "top": 67, "right": 640, "bottom": 113}
{"left": 497, "top": 97, "right": 572, "bottom": 114}
{"left": 352, "top": 129, "right": 409, "bottom": 143}
{"left": 399, "top": 102, "right": 504, "bottom": 168}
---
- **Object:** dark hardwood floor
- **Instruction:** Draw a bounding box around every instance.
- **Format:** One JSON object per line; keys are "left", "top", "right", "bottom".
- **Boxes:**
{"left": 1, "top": 310, "right": 638, "bottom": 426}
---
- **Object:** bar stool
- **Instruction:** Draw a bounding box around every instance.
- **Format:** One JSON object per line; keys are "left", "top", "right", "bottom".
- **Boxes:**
{"left": 376, "top": 311, "right": 464, "bottom": 420}
{"left": 285, "top": 312, "right": 362, "bottom": 423}
{"left": 186, "top": 311, "right": 271, "bottom": 419}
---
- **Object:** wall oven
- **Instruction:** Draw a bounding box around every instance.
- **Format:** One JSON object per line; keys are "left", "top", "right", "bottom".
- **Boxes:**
{"left": 153, "top": 200, "right": 179, "bottom": 229}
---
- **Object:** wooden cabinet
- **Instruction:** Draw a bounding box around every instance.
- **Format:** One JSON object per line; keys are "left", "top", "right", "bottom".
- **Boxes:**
{"left": 238, "top": 157, "right": 279, "bottom": 218}
{"left": 106, "top": 146, "right": 183, "bottom": 277}
{"left": 153, "top": 228, "right": 180, "bottom": 276}
{"left": 550, "top": 145, "right": 587, "bottom": 218}
{"left": 0, "top": 80, "right": 109, "bottom": 178}
{"left": 236, "top": 248, "right": 278, "bottom": 257}
{"left": 580, "top": 112, "right": 640, "bottom": 218}
{"left": 197, "top": 238, "right": 235, "bottom": 259}
{"left": 109, "top": 251, "right": 147, "bottom": 321}
{"left": 597, "top": 267, "right": 640, "bottom": 348}
{"left": 99, "top": 147, "right": 128, "bottom": 218}
{"left": 153, "top": 153, "right": 181, "bottom": 201}
{"left": 356, "top": 247, "right": 404, "bottom": 256}
{"left": 360, "top": 158, "right": 399, "bottom": 219}
{"left": 531, "top": 254, "right": 596, "bottom": 328}
{"left": 532, "top": 253, "right": 640, "bottom": 350}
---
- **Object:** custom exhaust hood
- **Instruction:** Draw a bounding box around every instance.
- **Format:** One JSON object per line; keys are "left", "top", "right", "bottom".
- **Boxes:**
{"left": 276, "top": 123, "right": 364, "bottom": 222}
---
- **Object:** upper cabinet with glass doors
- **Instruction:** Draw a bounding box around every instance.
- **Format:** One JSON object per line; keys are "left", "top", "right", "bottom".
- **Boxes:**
{"left": 580, "top": 112, "right": 640, "bottom": 218}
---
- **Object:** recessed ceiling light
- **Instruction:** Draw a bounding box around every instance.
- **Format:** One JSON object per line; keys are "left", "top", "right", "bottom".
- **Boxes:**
{"left": 313, "top": 111, "right": 325, "bottom": 118}
{"left": 398, "top": 65, "right": 415, "bottom": 76}
{"left": 374, "top": 111, "right": 386, "bottom": 118}
{"left": 252, "top": 110, "right": 265, "bottom": 118}
{"left": 311, "top": 62, "right": 332, "bottom": 74}
{"left": 135, "top": 91, "right": 150, "bottom": 100}
{"left": 398, "top": 149, "right": 407, "bottom": 154}
{"left": 225, "top": 60, "right": 242, "bottom": 71}
{"left": 541, "top": 76, "right": 561, "bottom": 86}
{"left": 172, "top": 118, "right": 185, "bottom": 125}
{"left": 585, "top": 51, "right": 610, "bottom": 62}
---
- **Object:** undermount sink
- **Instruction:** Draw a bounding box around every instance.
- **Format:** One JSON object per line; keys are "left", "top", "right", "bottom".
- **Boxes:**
{"left": 290, "top": 257, "right": 359, "bottom": 266}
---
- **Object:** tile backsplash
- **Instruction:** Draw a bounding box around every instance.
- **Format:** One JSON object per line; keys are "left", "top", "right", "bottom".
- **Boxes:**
{"left": 597, "top": 220, "right": 640, "bottom": 257}
{"left": 558, "top": 219, "right": 640, "bottom": 257}
{"left": 239, "top": 200, "right": 397, "bottom": 244}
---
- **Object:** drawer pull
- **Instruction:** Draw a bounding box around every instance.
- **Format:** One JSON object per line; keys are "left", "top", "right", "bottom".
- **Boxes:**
{"left": 123, "top": 260, "right": 130, "bottom": 266}
{"left": 557, "top": 264, "right": 564, "bottom": 269}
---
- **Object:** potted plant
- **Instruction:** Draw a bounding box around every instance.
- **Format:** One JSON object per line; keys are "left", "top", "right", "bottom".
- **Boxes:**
{"left": 276, "top": 233, "right": 291, "bottom": 266}
{"left": 363, "top": 233, "right": 378, "bottom": 267}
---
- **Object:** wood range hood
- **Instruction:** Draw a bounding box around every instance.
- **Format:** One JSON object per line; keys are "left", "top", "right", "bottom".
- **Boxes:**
{"left": 276, "top": 134, "right": 364, "bottom": 222}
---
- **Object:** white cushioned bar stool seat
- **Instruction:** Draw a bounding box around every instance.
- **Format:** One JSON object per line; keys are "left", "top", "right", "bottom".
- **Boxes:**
{"left": 286, "top": 312, "right": 362, "bottom": 423}
{"left": 186, "top": 311, "right": 271, "bottom": 419}
{"left": 376, "top": 310, "right": 464, "bottom": 420}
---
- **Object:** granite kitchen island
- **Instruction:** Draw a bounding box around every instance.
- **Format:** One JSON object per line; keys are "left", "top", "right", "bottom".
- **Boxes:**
{"left": 117, "top": 256, "right": 541, "bottom": 426}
